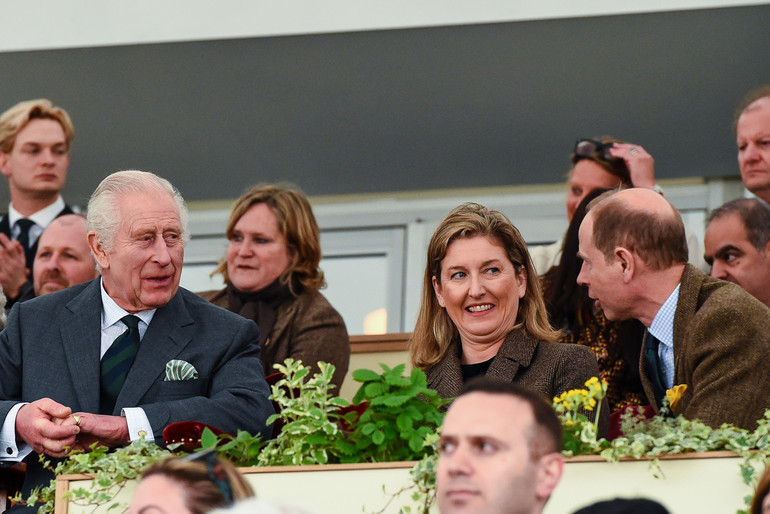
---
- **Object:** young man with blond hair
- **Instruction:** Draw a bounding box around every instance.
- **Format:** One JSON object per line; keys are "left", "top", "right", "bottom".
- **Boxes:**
{"left": 0, "top": 99, "right": 75, "bottom": 307}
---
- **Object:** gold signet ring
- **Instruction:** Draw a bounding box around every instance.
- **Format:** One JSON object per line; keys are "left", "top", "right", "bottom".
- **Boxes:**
{"left": 73, "top": 415, "right": 81, "bottom": 426}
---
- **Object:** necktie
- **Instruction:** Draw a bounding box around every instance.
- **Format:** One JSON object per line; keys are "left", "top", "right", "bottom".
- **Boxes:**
{"left": 643, "top": 331, "right": 667, "bottom": 409}
{"left": 100, "top": 315, "right": 141, "bottom": 414}
{"left": 15, "top": 218, "right": 35, "bottom": 249}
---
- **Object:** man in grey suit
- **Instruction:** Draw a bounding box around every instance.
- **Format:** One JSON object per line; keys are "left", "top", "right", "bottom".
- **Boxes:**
{"left": 577, "top": 188, "right": 770, "bottom": 430}
{"left": 0, "top": 170, "right": 273, "bottom": 502}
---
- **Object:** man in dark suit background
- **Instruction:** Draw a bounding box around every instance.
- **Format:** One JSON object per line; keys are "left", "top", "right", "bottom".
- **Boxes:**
{"left": 5, "top": 213, "right": 99, "bottom": 310}
{"left": 577, "top": 188, "right": 770, "bottom": 430}
{"left": 0, "top": 170, "right": 273, "bottom": 504}
{"left": 0, "top": 99, "right": 75, "bottom": 309}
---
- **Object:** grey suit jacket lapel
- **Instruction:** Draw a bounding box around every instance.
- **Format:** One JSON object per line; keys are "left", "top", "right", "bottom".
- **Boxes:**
{"left": 60, "top": 279, "right": 103, "bottom": 413}
{"left": 115, "top": 290, "right": 194, "bottom": 411}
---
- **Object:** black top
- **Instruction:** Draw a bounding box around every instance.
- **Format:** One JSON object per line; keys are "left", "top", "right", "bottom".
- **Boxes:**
{"left": 461, "top": 356, "right": 495, "bottom": 382}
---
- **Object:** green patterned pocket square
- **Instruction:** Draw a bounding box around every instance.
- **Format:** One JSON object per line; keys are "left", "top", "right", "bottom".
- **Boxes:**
{"left": 165, "top": 359, "right": 199, "bottom": 381}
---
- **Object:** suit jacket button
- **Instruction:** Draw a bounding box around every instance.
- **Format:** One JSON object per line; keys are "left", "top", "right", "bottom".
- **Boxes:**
{"left": 5, "top": 447, "right": 12, "bottom": 455}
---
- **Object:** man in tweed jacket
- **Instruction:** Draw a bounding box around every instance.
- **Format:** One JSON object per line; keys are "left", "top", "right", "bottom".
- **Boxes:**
{"left": 577, "top": 188, "right": 770, "bottom": 430}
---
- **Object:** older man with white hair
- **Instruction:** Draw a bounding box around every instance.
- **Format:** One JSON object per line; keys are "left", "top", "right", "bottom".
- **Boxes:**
{"left": 0, "top": 170, "right": 273, "bottom": 508}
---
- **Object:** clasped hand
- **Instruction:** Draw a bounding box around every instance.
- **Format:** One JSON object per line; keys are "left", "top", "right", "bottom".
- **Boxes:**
{"left": 16, "top": 398, "right": 129, "bottom": 457}
{"left": 0, "top": 233, "right": 29, "bottom": 299}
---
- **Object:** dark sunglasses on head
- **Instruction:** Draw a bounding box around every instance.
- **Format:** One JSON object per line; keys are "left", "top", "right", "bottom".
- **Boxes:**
{"left": 574, "top": 139, "right": 621, "bottom": 162}
{"left": 186, "top": 449, "right": 235, "bottom": 503}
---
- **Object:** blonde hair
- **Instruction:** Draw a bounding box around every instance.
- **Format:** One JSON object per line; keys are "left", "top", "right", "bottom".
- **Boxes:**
{"left": 214, "top": 183, "right": 325, "bottom": 294}
{"left": 409, "top": 203, "right": 559, "bottom": 369}
{"left": 0, "top": 99, "right": 74, "bottom": 153}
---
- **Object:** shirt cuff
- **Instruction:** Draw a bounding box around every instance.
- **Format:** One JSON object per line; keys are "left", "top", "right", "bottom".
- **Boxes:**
{"left": 121, "top": 407, "right": 155, "bottom": 443}
{"left": 0, "top": 403, "right": 33, "bottom": 461}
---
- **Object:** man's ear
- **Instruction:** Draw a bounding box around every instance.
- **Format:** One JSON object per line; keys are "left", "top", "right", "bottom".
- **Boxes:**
{"left": 614, "top": 247, "right": 636, "bottom": 282}
{"left": 0, "top": 152, "right": 10, "bottom": 178}
{"left": 87, "top": 232, "right": 110, "bottom": 270}
{"left": 432, "top": 276, "right": 446, "bottom": 308}
{"left": 535, "top": 452, "right": 564, "bottom": 501}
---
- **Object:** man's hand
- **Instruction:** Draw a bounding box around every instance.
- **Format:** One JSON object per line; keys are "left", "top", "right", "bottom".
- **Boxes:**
{"left": 0, "top": 233, "right": 29, "bottom": 299}
{"left": 16, "top": 398, "right": 78, "bottom": 458}
{"left": 609, "top": 143, "right": 656, "bottom": 189}
{"left": 67, "top": 413, "right": 130, "bottom": 452}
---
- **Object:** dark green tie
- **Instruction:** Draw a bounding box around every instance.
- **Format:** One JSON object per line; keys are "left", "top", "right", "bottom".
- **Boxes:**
{"left": 643, "top": 331, "right": 667, "bottom": 409}
{"left": 15, "top": 218, "right": 35, "bottom": 249}
{"left": 100, "top": 315, "right": 141, "bottom": 414}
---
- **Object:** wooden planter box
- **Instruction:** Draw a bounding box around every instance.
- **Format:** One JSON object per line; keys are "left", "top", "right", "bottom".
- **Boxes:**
{"left": 53, "top": 451, "right": 753, "bottom": 514}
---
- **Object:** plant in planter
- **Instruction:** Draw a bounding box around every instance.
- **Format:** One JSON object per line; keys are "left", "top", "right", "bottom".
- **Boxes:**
{"left": 203, "top": 360, "right": 448, "bottom": 466}
{"left": 391, "top": 377, "right": 770, "bottom": 514}
{"left": 552, "top": 376, "right": 608, "bottom": 457}
{"left": 12, "top": 437, "right": 172, "bottom": 514}
{"left": 23, "top": 366, "right": 770, "bottom": 514}
{"left": 256, "top": 358, "right": 347, "bottom": 466}
{"left": 335, "top": 363, "right": 449, "bottom": 463}
{"left": 18, "top": 359, "right": 446, "bottom": 513}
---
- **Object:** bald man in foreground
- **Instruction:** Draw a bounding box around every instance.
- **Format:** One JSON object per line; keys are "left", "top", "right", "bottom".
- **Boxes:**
{"left": 577, "top": 188, "right": 770, "bottom": 429}
{"left": 6, "top": 214, "right": 99, "bottom": 309}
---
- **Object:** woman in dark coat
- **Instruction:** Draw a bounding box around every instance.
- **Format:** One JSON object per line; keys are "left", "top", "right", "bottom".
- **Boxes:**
{"left": 200, "top": 184, "right": 349, "bottom": 389}
{"left": 409, "top": 202, "right": 607, "bottom": 433}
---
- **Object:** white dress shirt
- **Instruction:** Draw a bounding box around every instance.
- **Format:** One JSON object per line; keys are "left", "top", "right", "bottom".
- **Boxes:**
{"left": 7, "top": 196, "right": 66, "bottom": 247}
{"left": 1, "top": 279, "right": 159, "bottom": 461}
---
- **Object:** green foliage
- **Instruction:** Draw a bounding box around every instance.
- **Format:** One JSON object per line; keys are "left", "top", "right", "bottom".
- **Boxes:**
{"left": 41, "top": 361, "right": 770, "bottom": 514}
{"left": 601, "top": 407, "right": 770, "bottom": 513}
{"left": 394, "top": 383, "right": 770, "bottom": 514}
{"left": 552, "top": 376, "right": 609, "bottom": 457}
{"left": 210, "top": 360, "right": 446, "bottom": 466}
{"left": 15, "top": 437, "right": 171, "bottom": 514}
{"left": 369, "top": 434, "right": 439, "bottom": 514}
{"left": 22, "top": 360, "right": 448, "bottom": 512}
{"left": 198, "top": 427, "right": 265, "bottom": 467}
{"left": 345, "top": 364, "right": 450, "bottom": 463}
{"left": 256, "top": 359, "right": 347, "bottom": 466}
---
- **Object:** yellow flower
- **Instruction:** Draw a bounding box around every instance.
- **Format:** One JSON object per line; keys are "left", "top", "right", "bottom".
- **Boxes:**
{"left": 665, "top": 384, "right": 688, "bottom": 410}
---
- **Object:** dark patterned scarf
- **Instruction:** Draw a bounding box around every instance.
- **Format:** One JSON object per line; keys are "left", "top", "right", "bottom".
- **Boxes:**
{"left": 225, "top": 278, "right": 299, "bottom": 346}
